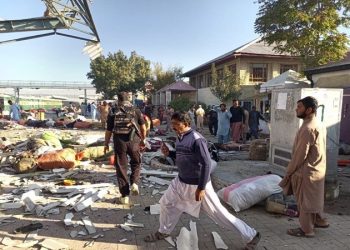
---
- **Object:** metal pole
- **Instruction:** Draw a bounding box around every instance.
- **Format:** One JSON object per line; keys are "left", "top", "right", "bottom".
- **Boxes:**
{"left": 14, "top": 88, "right": 20, "bottom": 104}
{"left": 84, "top": 89, "right": 87, "bottom": 104}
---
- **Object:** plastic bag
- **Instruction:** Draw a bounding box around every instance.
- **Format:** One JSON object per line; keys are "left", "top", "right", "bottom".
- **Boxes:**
{"left": 217, "top": 174, "right": 282, "bottom": 212}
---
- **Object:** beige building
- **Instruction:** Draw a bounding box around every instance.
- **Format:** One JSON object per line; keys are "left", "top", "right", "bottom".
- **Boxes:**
{"left": 183, "top": 38, "right": 302, "bottom": 112}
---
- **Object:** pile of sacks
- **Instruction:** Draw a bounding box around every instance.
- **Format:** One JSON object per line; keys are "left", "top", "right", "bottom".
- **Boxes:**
{"left": 12, "top": 131, "right": 111, "bottom": 174}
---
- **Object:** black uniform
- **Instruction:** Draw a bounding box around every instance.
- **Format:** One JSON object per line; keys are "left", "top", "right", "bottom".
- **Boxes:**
{"left": 107, "top": 101, "right": 145, "bottom": 197}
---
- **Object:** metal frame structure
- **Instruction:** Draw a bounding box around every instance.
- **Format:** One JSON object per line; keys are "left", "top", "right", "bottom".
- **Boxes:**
{"left": 0, "top": 0, "right": 101, "bottom": 58}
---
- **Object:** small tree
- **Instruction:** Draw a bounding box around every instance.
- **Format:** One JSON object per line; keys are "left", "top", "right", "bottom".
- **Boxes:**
{"left": 210, "top": 64, "right": 241, "bottom": 102}
{"left": 168, "top": 96, "right": 194, "bottom": 112}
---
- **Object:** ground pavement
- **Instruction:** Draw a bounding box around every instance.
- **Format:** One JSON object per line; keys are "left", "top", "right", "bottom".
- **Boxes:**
{"left": 0, "top": 126, "right": 349, "bottom": 249}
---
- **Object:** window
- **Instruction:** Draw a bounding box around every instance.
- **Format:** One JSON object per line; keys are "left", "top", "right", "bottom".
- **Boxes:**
{"left": 198, "top": 75, "right": 204, "bottom": 88}
{"left": 217, "top": 69, "right": 223, "bottom": 80}
{"left": 229, "top": 64, "right": 236, "bottom": 74}
{"left": 190, "top": 77, "right": 196, "bottom": 88}
{"left": 280, "top": 64, "right": 298, "bottom": 74}
{"left": 206, "top": 73, "right": 212, "bottom": 87}
{"left": 249, "top": 63, "right": 267, "bottom": 83}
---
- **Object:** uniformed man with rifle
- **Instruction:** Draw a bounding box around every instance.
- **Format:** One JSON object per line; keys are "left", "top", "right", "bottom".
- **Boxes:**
{"left": 104, "top": 92, "right": 147, "bottom": 205}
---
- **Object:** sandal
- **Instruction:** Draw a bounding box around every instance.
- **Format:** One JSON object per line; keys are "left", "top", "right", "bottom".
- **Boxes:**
{"left": 315, "top": 223, "right": 330, "bottom": 228}
{"left": 244, "top": 232, "right": 261, "bottom": 250}
{"left": 144, "top": 231, "right": 169, "bottom": 242}
{"left": 287, "top": 228, "right": 314, "bottom": 238}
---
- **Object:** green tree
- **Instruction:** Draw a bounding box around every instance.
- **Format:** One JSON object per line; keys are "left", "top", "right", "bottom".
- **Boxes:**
{"left": 168, "top": 96, "right": 194, "bottom": 112}
{"left": 87, "top": 51, "right": 151, "bottom": 99}
{"left": 152, "top": 63, "right": 183, "bottom": 91}
{"left": 255, "top": 0, "right": 350, "bottom": 67}
{"left": 210, "top": 64, "right": 241, "bottom": 102}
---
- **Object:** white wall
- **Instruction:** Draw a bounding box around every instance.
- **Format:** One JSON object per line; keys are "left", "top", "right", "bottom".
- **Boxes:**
{"left": 198, "top": 87, "right": 221, "bottom": 105}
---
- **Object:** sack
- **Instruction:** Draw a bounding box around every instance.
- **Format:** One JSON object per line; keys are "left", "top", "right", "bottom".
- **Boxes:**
{"left": 76, "top": 146, "right": 112, "bottom": 160}
{"left": 14, "top": 152, "right": 37, "bottom": 173}
{"left": 41, "top": 131, "right": 62, "bottom": 150}
{"left": 37, "top": 148, "right": 77, "bottom": 170}
{"left": 74, "top": 121, "right": 92, "bottom": 129}
{"left": 217, "top": 174, "right": 282, "bottom": 212}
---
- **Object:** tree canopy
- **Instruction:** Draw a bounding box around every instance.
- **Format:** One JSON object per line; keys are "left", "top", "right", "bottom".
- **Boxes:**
{"left": 151, "top": 63, "right": 183, "bottom": 92}
{"left": 210, "top": 64, "right": 241, "bottom": 102}
{"left": 255, "top": 0, "right": 350, "bottom": 67}
{"left": 87, "top": 51, "right": 151, "bottom": 99}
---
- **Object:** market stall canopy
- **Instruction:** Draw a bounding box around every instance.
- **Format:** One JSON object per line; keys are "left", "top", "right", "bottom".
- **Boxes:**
{"left": 157, "top": 80, "right": 197, "bottom": 93}
{"left": 260, "top": 70, "right": 310, "bottom": 93}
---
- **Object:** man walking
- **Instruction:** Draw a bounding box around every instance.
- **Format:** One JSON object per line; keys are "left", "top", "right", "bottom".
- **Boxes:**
{"left": 104, "top": 92, "right": 147, "bottom": 205}
{"left": 217, "top": 103, "right": 232, "bottom": 144}
{"left": 229, "top": 99, "right": 245, "bottom": 142}
{"left": 279, "top": 96, "right": 329, "bottom": 237}
{"left": 249, "top": 106, "right": 266, "bottom": 139}
{"left": 144, "top": 112, "right": 260, "bottom": 249}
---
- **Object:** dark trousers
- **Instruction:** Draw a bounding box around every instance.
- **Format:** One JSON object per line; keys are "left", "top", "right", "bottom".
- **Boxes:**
{"left": 250, "top": 125, "right": 259, "bottom": 139}
{"left": 208, "top": 120, "right": 218, "bottom": 136}
{"left": 114, "top": 137, "right": 141, "bottom": 197}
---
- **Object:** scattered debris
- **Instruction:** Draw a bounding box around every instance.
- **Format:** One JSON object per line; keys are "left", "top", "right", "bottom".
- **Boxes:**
{"left": 82, "top": 216, "right": 97, "bottom": 235}
{"left": 64, "top": 212, "right": 74, "bottom": 226}
{"left": 176, "top": 221, "right": 199, "bottom": 250}
{"left": 119, "top": 224, "right": 133, "bottom": 232}
{"left": 212, "top": 231, "right": 228, "bottom": 249}
{"left": 150, "top": 204, "right": 161, "bottom": 215}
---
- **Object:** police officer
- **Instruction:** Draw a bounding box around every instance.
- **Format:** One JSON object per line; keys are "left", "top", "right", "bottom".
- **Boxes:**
{"left": 104, "top": 92, "right": 147, "bottom": 205}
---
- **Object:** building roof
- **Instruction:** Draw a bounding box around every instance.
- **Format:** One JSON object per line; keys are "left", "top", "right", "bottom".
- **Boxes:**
{"left": 157, "top": 80, "right": 197, "bottom": 93}
{"left": 183, "top": 38, "right": 297, "bottom": 77}
{"left": 304, "top": 51, "right": 350, "bottom": 75}
{"left": 260, "top": 70, "right": 310, "bottom": 93}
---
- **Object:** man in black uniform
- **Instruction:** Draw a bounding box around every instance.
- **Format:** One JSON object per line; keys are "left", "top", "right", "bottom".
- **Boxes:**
{"left": 104, "top": 92, "right": 147, "bottom": 205}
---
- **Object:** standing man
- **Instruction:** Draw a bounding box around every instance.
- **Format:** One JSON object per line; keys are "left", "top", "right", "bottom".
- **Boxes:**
{"left": 279, "top": 96, "right": 329, "bottom": 238}
{"left": 8, "top": 100, "right": 21, "bottom": 122}
{"left": 242, "top": 108, "right": 249, "bottom": 143}
{"left": 90, "top": 102, "right": 97, "bottom": 121}
{"left": 99, "top": 101, "right": 109, "bottom": 129}
{"left": 207, "top": 105, "right": 218, "bottom": 136}
{"left": 144, "top": 112, "right": 260, "bottom": 249}
{"left": 195, "top": 104, "right": 205, "bottom": 132}
{"left": 104, "top": 92, "right": 147, "bottom": 205}
{"left": 229, "top": 99, "right": 245, "bottom": 143}
{"left": 249, "top": 106, "right": 266, "bottom": 140}
{"left": 217, "top": 103, "right": 232, "bottom": 144}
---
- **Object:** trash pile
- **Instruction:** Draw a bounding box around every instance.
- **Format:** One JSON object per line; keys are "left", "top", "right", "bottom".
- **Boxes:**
{"left": 0, "top": 127, "right": 183, "bottom": 249}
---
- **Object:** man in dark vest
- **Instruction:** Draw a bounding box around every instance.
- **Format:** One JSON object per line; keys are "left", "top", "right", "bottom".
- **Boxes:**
{"left": 104, "top": 92, "right": 147, "bottom": 205}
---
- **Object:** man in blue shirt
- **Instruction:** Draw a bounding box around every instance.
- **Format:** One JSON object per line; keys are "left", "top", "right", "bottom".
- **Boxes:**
{"left": 8, "top": 100, "right": 21, "bottom": 122}
{"left": 217, "top": 103, "right": 232, "bottom": 144}
{"left": 144, "top": 112, "right": 260, "bottom": 249}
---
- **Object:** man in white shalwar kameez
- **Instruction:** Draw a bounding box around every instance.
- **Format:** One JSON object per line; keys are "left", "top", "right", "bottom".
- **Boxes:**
{"left": 144, "top": 112, "right": 260, "bottom": 249}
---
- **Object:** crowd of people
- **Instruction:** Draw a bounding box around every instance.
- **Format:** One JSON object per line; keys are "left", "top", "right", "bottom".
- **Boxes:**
{"left": 104, "top": 94, "right": 327, "bottom": 249}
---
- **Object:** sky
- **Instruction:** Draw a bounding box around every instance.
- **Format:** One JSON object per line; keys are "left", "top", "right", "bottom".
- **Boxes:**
{"left": 0, "top": 0, "right": 260, "bottom": 82}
